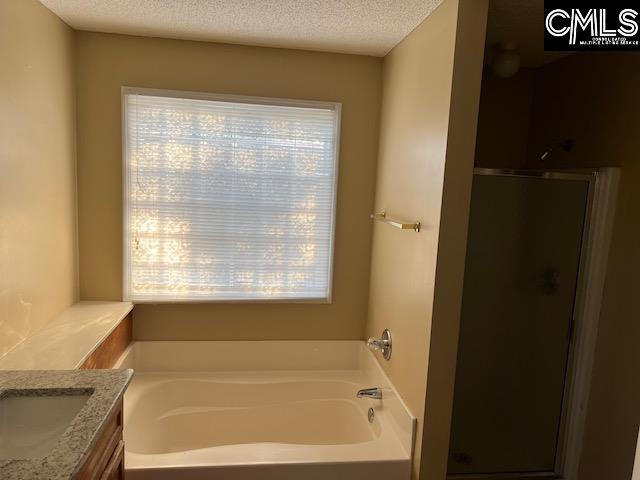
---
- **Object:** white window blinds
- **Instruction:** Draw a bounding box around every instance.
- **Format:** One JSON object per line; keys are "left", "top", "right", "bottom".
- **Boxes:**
{"left": 123, "top": 89, "right": 340, "bottom": 302}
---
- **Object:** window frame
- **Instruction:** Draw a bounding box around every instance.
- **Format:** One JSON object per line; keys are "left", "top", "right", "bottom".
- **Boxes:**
{"left": 121, "top": 86, "right": 342, "bottom": 304}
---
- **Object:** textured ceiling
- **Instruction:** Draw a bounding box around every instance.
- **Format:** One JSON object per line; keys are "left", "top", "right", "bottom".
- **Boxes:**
{"left": 39, "top": 0, "right": 444, "bottom": 57}
{"left": 486, "top": 0, "right": 570, "bottom": 68}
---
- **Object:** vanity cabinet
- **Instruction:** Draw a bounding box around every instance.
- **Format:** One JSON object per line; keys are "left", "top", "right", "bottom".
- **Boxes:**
{"left": 75, "top": 310, "right": 130, "bottom": 479}
{"left": 75, "top": 401, "right": 124, "bottom": 480}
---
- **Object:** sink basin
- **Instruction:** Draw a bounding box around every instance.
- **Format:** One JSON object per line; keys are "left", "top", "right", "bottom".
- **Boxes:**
{"left": 0, "top": 390, "right": 91, "bottom": 459}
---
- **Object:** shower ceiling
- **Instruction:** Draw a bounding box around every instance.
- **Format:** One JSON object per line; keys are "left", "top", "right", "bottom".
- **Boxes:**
{"left": 486, "top": 0, "right": 571, "bottom": 68}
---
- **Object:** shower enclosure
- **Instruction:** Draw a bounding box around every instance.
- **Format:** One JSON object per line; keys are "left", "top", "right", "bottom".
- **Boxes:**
{"left": 448, "top": 168, "right": 619, "bottom": 480}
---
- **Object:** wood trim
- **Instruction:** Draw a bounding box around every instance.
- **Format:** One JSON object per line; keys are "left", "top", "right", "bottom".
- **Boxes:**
{"left": 81, "top": 313, "right": 132, "bottom": 370}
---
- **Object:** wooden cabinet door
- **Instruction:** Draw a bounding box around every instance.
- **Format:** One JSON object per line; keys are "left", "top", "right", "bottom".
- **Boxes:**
{"left": 100, "top": 440, "right": 124, "bottom": 480}
{"left": 75, "top": 402, "right": 123, "bottom": 480}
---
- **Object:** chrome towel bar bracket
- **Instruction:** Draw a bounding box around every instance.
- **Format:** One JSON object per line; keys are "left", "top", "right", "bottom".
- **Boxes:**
{"left": 370, "top": 212, "right": 420, "bottom": 232}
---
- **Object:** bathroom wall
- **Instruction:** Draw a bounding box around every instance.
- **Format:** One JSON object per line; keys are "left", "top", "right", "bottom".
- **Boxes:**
{"left": 526, "top": 52, "right": 640, "bottom": 480}
{"left": 74, "top": 32, "right": 382, "bottom": 340}
{"left": 474, "top": 68, "right": 534, "bottom": 168}
{"left": 0, "top": 0, "right": 78, "bottom": 357}
{"left": 365, "top": 0, "right": 487, "bottom": 477}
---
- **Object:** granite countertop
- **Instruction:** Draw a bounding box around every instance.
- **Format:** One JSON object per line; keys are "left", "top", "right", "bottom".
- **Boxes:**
{"left": 0, "top": 369, "right": 133, "bottom": 480}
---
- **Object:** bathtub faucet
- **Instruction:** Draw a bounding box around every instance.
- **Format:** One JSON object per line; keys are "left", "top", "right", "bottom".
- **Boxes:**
{"left": 367, "top": 329, "right": 392, "bottom": 360}
{"left": 357, "top": 387, "right": 383, "bottom": 400}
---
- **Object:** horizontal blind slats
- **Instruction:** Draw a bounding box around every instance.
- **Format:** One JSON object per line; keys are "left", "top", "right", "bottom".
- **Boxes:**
{"left": 124, "top": 91, "right": 338, "bottom": 301}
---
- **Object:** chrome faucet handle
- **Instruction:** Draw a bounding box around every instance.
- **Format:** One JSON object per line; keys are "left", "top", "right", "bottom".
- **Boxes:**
{"left": 366, "top": 329, "right": 392, "bottom": 360}
{"left": 367, "top": 338, "right": 386, "bottom": 349}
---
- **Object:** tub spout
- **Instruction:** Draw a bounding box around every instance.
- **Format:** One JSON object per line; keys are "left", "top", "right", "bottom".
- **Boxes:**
{"left": 357, "top": 387, "right": 383, "bottom": 400}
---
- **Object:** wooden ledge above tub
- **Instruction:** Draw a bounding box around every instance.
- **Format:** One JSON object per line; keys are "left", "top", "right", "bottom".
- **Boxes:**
{"left": 0, "top": 301, "right": 133, "bottom": 370}
{"left": 80, "top": 312, "right": 132, "bottom": 370}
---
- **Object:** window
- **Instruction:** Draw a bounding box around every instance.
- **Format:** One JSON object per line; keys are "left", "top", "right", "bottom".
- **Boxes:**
{"left": 123, "top": 88, "right": 340, "bottom": 302}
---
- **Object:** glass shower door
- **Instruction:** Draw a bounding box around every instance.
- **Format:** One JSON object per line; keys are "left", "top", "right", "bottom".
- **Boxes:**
{"left": 448, "top": 173, "right": 589, "bottom": 476}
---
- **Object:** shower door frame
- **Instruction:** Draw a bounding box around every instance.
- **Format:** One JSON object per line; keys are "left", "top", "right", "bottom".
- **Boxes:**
{"left": 448, "top": 167, "right": 619, "bottom": 480}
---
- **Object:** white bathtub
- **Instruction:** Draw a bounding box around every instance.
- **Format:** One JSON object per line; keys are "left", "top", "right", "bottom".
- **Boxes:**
{"left": 115, "top": 341, "right": 415, "bottom": 480}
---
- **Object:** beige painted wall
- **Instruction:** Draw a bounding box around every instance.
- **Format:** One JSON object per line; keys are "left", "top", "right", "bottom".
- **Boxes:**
{"left": 365, "top": 0, "right": 487, "bottom": 477}
{"left": 0, "top": 0, "right": 78, "bottom": 357}
{"left": 418, "top": 2, "right": 487, "bottom": 478}
{"left": 526, "top": 52, "right": 640, "bottom": 480}
{"left": 75, "top": 32, "right": 382, "bottom": 340}
{"left": 474, "top": 68, "right": 534, "bottom": 169}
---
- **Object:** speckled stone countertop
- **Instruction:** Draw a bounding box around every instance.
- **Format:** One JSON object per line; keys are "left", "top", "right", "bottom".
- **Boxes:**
{"left": 0, "top": 369, "right": 133, "bottom": 480}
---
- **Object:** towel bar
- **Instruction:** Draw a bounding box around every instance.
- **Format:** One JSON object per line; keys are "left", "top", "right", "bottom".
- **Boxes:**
{"left": 370, "top": 212, "right": 420, "bottom": 232}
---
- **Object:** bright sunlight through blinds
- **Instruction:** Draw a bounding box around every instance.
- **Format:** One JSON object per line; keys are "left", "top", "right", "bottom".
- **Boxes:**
{"left": 123, "top": 89, "right": 340, "bottom": 302}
